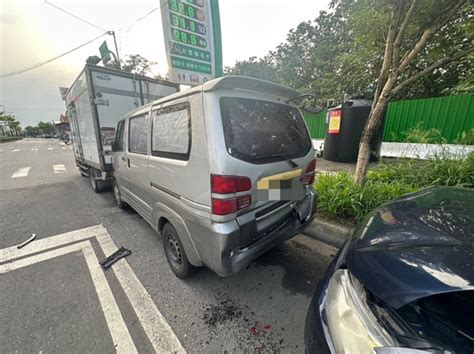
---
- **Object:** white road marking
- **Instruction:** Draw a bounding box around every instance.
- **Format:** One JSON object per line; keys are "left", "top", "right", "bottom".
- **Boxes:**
{"left": 0, "top": 241, "right": 84, "bottom": 273}
{"left": 53, "top": 164, "right": 67, "bottom": 174}
{"left": 11, "top": 167, "right": 31, "bottom": 178}
{"left": 31, "top": 148, "right": 38, "bottom": 151}
{"left": 12, "top": 149, "right": 20, "bottom": 152}
{"left": 0, "top": 240, "right": 137, "bottom": 353}
{"left": 0, "top": 149, "right": 3, "bottom": 152}
{"left": 48, "top": 147, "right": 53, "bottom": 150}
{"left": 0, "top": 225, "right": 185, "bottom": 353}
{"left": 82, "top": 242, "right": 138, "bottom": 353}
{"left": 98, "top": 233, "right": 186, "bottom": 353}
{"left": 61, "top": 147, "right": 67, "bottom": 150}
{"left": 0, "top": 225, "right": 104, "bottom": 262}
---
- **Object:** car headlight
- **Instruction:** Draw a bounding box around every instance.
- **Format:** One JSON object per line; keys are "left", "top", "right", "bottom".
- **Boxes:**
{"left": 325, "top": 269, "right": 395, "bottom": 353}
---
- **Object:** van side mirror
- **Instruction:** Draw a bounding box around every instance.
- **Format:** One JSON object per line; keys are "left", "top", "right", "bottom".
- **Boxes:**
{"left": 303, "top": 104, "right": 323, "bottom": 115}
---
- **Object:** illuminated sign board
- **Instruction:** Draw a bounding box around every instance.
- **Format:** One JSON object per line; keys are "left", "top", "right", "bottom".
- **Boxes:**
{"left": 160, "top": 0, "right": 222, "bottom": 86}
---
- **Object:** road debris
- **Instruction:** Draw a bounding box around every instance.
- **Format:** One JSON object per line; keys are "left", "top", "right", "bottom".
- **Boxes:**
{"left": 203, "top": 296, "right": 242, "bottom": 327}
{"left": 16, "top": 233, "right": 36, "bottom": 249}
{"left": 99, "top": 246, "right": 132, "bottom": 270}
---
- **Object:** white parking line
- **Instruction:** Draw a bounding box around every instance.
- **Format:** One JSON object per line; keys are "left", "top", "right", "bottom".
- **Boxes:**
{"left": 11, "top": 167, "right": 31, "bottom": 178}
{"left": 98, "top": 233, "right": 185, "bottom": 353}
{"left": 31, "top": 148, "right": 38, "bottom": 151}
{"left": 48, "top": 147, "right": 53, "bottom": 150}
{"left": 0, "top": 240, "right": 137, "bottom": 353}
{"left": 12, "top": 149, "right": 20, "bottom": 152}
{"left": 53, "top": 164, "right": 67, "bottom": 174}
{"left": 61, "top": 147, "right": 67, "bottom": 150}
{"left": 0, "top": 225, "right": 185, "bottom": 353}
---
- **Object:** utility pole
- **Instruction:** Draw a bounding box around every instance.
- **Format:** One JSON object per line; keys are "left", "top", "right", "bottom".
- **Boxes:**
{"left": 108, "top": 31, "right": 121, "bottom": 69}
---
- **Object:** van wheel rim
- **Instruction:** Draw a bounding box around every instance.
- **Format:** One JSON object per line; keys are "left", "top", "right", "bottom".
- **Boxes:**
{"left": 166, "top": 233, "right": 182, "bottom": 265}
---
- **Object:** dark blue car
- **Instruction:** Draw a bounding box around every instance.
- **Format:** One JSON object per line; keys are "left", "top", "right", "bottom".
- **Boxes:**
{"left": 305, "top": 187, "right": 474, "bottom": 353}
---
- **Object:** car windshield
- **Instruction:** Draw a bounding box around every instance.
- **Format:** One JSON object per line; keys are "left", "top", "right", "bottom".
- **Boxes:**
{"left": 219, "top": 97, "right": 312, "bottom": 164}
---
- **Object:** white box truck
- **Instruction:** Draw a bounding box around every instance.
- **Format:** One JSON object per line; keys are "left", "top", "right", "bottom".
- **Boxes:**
{"left": 64, "top": 64, "right": 179, "bottom": 192}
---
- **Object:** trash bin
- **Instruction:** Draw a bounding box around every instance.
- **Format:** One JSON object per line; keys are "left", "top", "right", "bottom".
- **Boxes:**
{"left": 323, "top": 97, "right": 384, "bottom": 163}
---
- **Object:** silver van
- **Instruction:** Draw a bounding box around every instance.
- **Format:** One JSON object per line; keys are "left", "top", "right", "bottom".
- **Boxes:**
{"left": 112, "top": 76, "right": 317, "bottom": 278}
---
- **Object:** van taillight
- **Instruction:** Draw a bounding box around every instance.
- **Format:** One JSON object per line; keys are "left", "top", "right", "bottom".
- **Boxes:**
{"left": 300, "top": 159, "right": 316, "bottom": 186}
{"left": 211, "top": 175, "right": 251, "bottom": 194}
{"left": 212, "top": 195, "right": 251, "bottom": 215}
{"left": 211, "top": 175, "right": 252, "bottom": 215}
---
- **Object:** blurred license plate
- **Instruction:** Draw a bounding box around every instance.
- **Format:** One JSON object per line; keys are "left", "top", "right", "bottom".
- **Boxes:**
{"left": 256, "top": 169, "right": 305, "bottom": 201}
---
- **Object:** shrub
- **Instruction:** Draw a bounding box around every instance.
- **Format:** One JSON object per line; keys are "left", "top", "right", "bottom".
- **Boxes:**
{"left": 369, "top": 152, "right": 474, "bottom": 188}
{"left": 402, "top": 122, "right": 446, "bottom": 144}
{"left": 315, "top": 152, "right": 474, "bottom": 223}
{"left": 315, "top": 172, "right": 416, "bottom": 223}
{"left": 453, "top": 128, "right": 474, "bottom": 145}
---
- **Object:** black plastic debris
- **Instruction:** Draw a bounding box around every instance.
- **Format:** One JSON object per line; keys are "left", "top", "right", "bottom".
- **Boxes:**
{"left": 17, "top": 233, "right": 36, "bottom": 249}
{"left": 99, "top": 247, "right": 132, "bottom": 270}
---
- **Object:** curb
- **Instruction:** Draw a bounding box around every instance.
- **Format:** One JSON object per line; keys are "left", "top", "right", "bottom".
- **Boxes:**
{"left": 303, "top": 218, "right": 354, "bottom": 248}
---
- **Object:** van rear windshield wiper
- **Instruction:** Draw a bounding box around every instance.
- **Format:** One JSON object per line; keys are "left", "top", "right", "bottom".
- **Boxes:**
{"left": 254, "top": 153, "right": 298, "bottom": 168}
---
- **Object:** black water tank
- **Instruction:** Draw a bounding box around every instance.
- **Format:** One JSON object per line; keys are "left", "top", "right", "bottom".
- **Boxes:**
{"left": 323, "top": 98, "right": 384, "bottom": 163}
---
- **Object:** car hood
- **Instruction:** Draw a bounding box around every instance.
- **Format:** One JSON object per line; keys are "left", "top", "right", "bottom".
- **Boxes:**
{"left": 346, "top": 187, "right": 474, "bottom": 309}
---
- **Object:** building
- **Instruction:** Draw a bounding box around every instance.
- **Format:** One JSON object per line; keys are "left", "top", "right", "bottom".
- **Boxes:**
{"left": 54, "top": 113, "right": 71, "bottom": 139}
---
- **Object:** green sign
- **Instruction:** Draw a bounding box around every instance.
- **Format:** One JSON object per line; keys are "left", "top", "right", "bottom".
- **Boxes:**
{"left": 99, "top": 41, "right": 111, "bottom": 64}
{"left": 160, "top": 0, "right": 222, "bottom": 86}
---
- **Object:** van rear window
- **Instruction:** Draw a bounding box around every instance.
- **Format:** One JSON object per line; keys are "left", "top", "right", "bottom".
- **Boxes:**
{"left": 220, "top": 97, "right": 312, "bottom": 164}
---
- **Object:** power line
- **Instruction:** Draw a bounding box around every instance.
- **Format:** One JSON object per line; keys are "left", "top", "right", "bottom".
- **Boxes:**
{"left": 0, "top": 33, "right": 107, "bottom": 79}
{"left": 44, "top": 0, "right": 106, "bottom": 32}
{"left": 125, "top": 6, "right": 161, "bottom": 32}
{"left": 123, "top": 1, "right": 169, "bottom": 33}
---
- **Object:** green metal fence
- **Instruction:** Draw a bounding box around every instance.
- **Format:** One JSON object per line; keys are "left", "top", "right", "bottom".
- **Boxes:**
{"left": 303, "top": 93, "right": 474, "bottom": 143}
{"left": 383, "top": 94, "right": 473, "bottom": 142}
{"left": 304, "top": 110, "right": 326, "bottom": 139}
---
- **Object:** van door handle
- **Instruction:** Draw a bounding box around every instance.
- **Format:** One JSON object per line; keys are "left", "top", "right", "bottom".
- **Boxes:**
{"left": 121, "top": 156, "right": 130, "bottom": 168}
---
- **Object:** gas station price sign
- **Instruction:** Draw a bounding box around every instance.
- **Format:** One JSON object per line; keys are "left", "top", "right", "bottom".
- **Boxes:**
{"left": 160, "top": 0, "right": 222, "bottom": 86}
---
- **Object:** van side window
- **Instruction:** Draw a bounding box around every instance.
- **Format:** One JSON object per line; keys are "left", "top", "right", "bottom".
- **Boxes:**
{"left": 128, "top": 115, "right": 148, "bottom": 155}
{"left": 115, "top": 120, "right": 124, "bottom": 151}
{"left": 151, "top": 102, "right": 191, "bottom": 160}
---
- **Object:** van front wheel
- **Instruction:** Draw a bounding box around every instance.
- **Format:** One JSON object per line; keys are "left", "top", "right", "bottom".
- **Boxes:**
{"left": 162, "top": 223, "right": 197, "bottom": 279}
{"left": 113, "top": 180, "right": 127, "bottom": 209}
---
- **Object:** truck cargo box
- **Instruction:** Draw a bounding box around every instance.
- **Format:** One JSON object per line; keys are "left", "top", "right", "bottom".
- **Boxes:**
{"left": 64, "top": 64, "right": 179, "bottom": 190}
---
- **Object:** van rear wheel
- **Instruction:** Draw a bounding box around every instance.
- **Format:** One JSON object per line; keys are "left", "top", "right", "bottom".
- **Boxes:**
{"left": 162, "top": 223, "right": 197, "bottom": 279}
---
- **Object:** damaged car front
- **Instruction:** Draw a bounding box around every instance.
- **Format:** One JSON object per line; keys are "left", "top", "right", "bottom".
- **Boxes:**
{"left": 305, "top": 187, "right": 474, "bottom": 354}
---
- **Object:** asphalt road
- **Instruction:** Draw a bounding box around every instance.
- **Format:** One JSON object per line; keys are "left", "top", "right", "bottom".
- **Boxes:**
{"left": 0, "top": 138, "right": 337, "bottom": 353}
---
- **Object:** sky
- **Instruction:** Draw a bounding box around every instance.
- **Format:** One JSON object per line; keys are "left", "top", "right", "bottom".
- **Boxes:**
{"left": 0, "top": 0, "right": 330, "bottom": 127}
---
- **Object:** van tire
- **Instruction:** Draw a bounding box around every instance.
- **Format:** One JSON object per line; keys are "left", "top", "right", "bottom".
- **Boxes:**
{"left": 90, "top": 169, "right": 103, "bottom": 193}
{"left": 162, "top": 223, "right": 197, "bottom": 279}
{"left": 113, "top": 180, "right": 127, "bottom": 209}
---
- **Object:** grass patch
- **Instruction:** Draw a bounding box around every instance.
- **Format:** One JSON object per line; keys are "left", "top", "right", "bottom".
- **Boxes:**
{"left": 315, "top": 152, "right": 474, "bottom": 223}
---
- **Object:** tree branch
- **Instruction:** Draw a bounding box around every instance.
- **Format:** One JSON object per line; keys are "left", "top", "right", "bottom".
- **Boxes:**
{"left": 392, "top": 47, "right": 474, "bottom": 95}
{"left": 393, "top": 0, "right": 417, "bottom": 68}
{"left": 398, "top": 0, "right": 466, "bottom": 73}
{"left": 372, "top": 1, "right": 404, "bottom": 105}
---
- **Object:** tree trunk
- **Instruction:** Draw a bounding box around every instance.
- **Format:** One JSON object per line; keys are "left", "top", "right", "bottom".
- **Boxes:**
{"left": 354, "top": 95, "right": 390, "bottom": 185}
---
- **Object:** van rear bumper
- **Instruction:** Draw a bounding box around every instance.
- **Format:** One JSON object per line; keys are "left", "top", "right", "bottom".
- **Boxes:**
{"left": 206, "top": 190, "right": 318, "bottom": 277}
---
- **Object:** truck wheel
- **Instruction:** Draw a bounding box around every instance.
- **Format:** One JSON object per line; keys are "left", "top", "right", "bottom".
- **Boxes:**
{"left": 162, "top": 223, "right": 197, "bottom": 279}
{"left": 89, "top": 169, "right": 103, "bottom": 193}
{"left": 113, "top": 180, "right": 127, "bottom": 209}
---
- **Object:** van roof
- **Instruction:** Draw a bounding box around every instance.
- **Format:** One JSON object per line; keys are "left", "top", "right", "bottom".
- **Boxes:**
{"left": 124, "top": 76, "right": 303, "bottom": 117}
